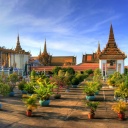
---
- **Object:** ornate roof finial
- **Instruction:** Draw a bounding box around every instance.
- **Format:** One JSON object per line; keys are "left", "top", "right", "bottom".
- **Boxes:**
{"left": 15, "top": 34, "right": 22, "bottom": 52}
{"left": 39, "top": 47, "right": 41, "bottom": 55}
{"left": 17, "top": 33, "right": 19, "bottom": 43}
{"left": 108, "top": 24, "right": 115, "bottom": 42}
{"left": 97, "top": 41, "right": 101, "bottom": 53}
{"left": 43, "top": 38, "right": 47, "bottom": 54}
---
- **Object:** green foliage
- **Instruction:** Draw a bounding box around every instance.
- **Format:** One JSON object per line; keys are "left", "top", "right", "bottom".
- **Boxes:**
{"left": 22, "top": 94, "right": 37, "bottom": 111}
{"left": 112, "top": 101, "right": 127, "bottom": 114}
{"left": 31, "top": 70, "right": 36, "bottom": 78}
{"left": 24, "top": 82, "right": 35, "bottom": 94}
{"left": 114, "top": 74, "right": 128, "bottom": 99}
{"left": 93, "top": 68, "right": 101, "bottom": 76}
{"left": 34, "top": 79, "right": 56, "bottom": 100}
{"left": 84, "top": 69, "right": 93, "bottom": 75}
{"left": 8, "top": 72, "right": 18, "bottom": 83}
{"left": 124, "top": 68, "right": 127, "bottom": 75}
{"left": 71, "top": 77, "right": 79, "bottom": 85}
{"left": 18, "top": 80, "right": 26, "bottom": 90}
{"left": 8, "top": 72, "right": 18, "bottom": 91}
{"left": 65, "top": 67, "right": 75, "bottom": 75}
{"left": 107, "top": 72, "right": 123, "bottom": 87}
{"left": 83, "top": 81, "right": 98, "bottom": 96}
{"left": 58, "top": 70, "right": 65, "bottom": 77}
{"left": 65, "top": 71, "right": 71, "bottom": 77}
{"left": 85, "top": 101, "right": 99, "bottom": 113}
{"left": 93, "top": 68, "right": 102, "bottom": 82}
{"left": 75, "top": 74, "right": 87, "bottom": 83}
{"left": 63, "top": 76, "right": 71, "bottom": 87}
{"left": 52, "top": 66, "right": 62, "bottom": 75}
{"left": 0, "top": 82, "right": 10, "bottom": 96}
{"left": 114, "top": 82, "right": 128, "bottom": 99}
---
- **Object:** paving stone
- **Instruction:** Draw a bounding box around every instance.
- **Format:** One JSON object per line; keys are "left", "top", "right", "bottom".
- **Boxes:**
{"left": 0, "top": 84, "right": 128, "bottom": 128}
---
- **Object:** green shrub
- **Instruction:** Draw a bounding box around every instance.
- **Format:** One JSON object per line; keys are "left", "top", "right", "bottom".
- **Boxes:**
{"left": 71, "top": 77, "right": 79, "bottom": 85}
{"left": 18, "top": 80, "right": 26, "bottom": 90}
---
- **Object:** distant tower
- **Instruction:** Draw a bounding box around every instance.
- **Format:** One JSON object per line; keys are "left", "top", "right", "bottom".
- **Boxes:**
{"left": 97, "top": 42, "right": 101, "bottom": 55}
{"left": 15, "top": 34, "right": 22, "bottom": 52}
{"left": 38, "top": 39, "right": 52, "bottom": 66}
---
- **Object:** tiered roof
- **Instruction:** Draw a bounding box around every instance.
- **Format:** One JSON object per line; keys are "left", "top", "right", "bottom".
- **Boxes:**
{"left": 15, "top": 34, "right": 30, "bottom": 54}
{"left": 99, "top": 24, "right": 127, "bottom": 59}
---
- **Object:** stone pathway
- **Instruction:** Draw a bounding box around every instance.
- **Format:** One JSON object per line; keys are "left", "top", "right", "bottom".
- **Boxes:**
{"left": 0, "top": 84, "right": 128, "bottom": 128}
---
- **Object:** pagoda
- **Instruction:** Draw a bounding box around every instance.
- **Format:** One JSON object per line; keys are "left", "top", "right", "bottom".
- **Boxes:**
{"left": 99, "top": 24, "right": 127, "bottom": 75}
{"left": 38, "top": 39, "right": 52, "bottom": 66}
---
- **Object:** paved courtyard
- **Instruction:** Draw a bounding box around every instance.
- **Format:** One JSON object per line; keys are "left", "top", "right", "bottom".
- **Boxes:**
{"left": 0, "top": 83, "right": 128, "bottom": 128}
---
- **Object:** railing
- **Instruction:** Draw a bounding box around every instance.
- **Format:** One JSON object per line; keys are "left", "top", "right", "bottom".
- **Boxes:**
{"left": 0, "top": 68, "right": 24, "bottom": 76}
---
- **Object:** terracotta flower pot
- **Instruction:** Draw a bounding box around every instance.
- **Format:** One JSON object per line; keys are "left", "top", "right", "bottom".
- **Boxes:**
{"left": 88, "top": 113, "right": 95, "bottom": 119}
{"left": 118, "top": 113, "right": 125, "bottom": 120}
{"left": 26, "top": 110, "right": 32, "bottom": 117}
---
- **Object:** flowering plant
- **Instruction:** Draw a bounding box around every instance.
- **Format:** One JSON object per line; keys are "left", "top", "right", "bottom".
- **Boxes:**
{"left": 50, "top": 75, "right": 65, "bottom": 94}
{"left": 112, "top": 101, "right": 127, "bottom": 114}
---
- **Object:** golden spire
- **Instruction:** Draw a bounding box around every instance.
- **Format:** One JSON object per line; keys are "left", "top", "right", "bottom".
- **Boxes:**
{"left": 39, "top": 47, "right": 41, "bottom": 55}
{"left": 97, "top": 42, "right": 101, "bottom": 54}
{"left": 108, "top": 24, "right": 115, "bottom": 42}
{"left": 15, "top": 34, "right": 22, "bottom": 52}
{"left": 17, "top": 33, "right": 19, "bottom": 43}
{"left": 43, "top": 39, "right": 48, "bottom": 54}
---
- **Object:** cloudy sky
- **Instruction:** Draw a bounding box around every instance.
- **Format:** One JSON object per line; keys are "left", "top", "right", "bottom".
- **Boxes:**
{"left": 0, "top": 0, "right": 128, "bottom": 65}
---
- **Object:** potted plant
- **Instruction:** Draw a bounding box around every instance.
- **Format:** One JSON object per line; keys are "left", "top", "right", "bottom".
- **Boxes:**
{"left": 71, "top": 77, "right": 79, "bottom": 88}
{"left": 24, "top": 82, "right": 35, "bottom": 95}
{"left": 83, "top": 81, "right": 98, "bottom": 101}
{"left": 34, "top": 79, "right": 56, "bottom": 106}
{"left": 0, "top": 81, "right": 10, "bottom": 109}
{"left": 22, "top": 94, "right": 37, "bottom": 117}
{"left": 50, "top": 75, "right": 63, "bottom": 99}
{"left": 112, "top": 101, "right": 127, "bottom": 120}
{"left": 85, "top": 101, "right": 99, "bottom": 119}
{"left": 64, "top": 76, "right": 71, "bottom": 92}
{"left": 18, "top": 80, "right": 27, "bottom": 94}
{"left": 114, "top": 82, "right": 128, "bottom": 101}
{"left": 8, "top": 72, "right": 18, "bottom": 96}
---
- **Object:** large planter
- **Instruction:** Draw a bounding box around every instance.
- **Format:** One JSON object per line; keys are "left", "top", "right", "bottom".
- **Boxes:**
{"left": 72, "top": 85, "right": 78, "bottom": 88}
{"left": 118, "top": 113, "right": 125, "bottom": 120}
{"left": 86, "top": 95, "right": 95, "bottom": 101}
{"left": 39, "top": 99, "right": 50, "bottom": 106}
{"left": 9, "top": 92, "right": 15, "bottom": 97}
{"left": 26, "top": 110, "right": 32, "bottom": 117}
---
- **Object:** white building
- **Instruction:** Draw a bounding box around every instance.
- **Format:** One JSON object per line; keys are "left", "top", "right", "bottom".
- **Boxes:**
{"left": 99, "top": 24, "right": 127, "bottom": 76}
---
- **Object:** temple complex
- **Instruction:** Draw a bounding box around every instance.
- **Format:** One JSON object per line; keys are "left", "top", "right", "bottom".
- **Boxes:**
{"left": 0, "top": 24, "right": 127, "bottom": 75}
{"left": 29, "top": 39, "right": 76, "bottom": 66}
{"left": 81, "top": 24, "right": 127, "bottom": 75}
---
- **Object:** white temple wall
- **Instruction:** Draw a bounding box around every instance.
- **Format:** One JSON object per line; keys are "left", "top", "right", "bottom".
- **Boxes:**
{"left": 10, "top": 54, "right": 29, "bottom": 69}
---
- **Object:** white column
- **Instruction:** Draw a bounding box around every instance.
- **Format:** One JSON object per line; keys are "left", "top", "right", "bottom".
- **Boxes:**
{"left": 99, "top": 60, "right": 107, "bottom": 76}
{"left": 117, "top": 60, "right": 124, "bottom": 74}
{"left": 105, "top": 63, "right": 107, "bottom": 76}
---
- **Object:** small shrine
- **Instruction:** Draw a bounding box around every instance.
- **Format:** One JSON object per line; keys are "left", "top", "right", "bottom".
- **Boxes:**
{"left": 99, "top": 24, "right": 127, "bottom": 75}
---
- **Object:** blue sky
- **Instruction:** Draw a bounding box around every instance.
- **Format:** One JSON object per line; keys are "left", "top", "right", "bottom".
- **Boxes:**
{"left": 0, "top": 0, "right": 128, "bottom": 65}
